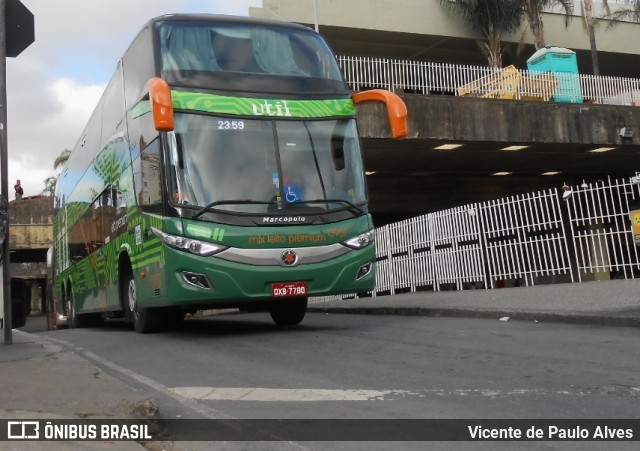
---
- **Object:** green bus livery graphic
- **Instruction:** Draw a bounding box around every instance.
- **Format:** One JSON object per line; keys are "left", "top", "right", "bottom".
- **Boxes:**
{"left": 52, "top": 14, "right": 406, "bottom": 333}
{"left": 132, "top": 91, "right": 356, "bottom": 119}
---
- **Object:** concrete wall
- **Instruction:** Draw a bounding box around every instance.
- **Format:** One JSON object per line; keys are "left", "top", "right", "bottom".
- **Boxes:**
{"left": 251, "top": 0, "right": 640, "bottom": 57}
{"left": 9, "top": 196, "right": 54, "bottom": 250}
{"left": 354, "top": 95, "right": 640, "bottom": 220}
{"left": 10, "top": 262, "right": 47, "bottom": 279}
{"left": 8, "top": 197, "right": 55, "bottom": 315}
{"left": 356, "top": 95, "right": 640, "bottom": 146}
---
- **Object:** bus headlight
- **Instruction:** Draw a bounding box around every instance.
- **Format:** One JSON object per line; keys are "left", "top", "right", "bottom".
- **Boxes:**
{"left": 151, "top": 227, "right": 227, "bottom": 256}
{"left": 342, "top": 231, "right": 374, "bottom": 250}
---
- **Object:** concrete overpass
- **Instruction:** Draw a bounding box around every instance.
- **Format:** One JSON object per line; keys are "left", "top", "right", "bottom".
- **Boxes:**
{"left": 251, "top": 0, "right": 640, "bottom": 79}
{"left": 249, "top": 0, "right": 640, "bottom": 225}
{"left": 357, "top": 95, "right": 640, "bottom": 224}
{"left": 9, "top": 196, "right": 54, "bottom": 313}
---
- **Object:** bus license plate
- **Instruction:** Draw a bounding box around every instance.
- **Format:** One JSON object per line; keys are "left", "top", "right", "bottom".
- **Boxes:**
{"left": 272, "top": 281, "right": 308, "bottom": 297}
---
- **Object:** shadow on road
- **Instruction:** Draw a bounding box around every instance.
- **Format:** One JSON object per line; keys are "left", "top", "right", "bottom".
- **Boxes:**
{"left": 20, "top": 310, "right": 334, "bottom": 337}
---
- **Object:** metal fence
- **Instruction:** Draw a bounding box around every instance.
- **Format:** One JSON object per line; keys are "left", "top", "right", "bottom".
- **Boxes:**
{"left": 313, "top": 177, "right": 640, "bottom": 301}
{"left": 336, "top": 55, "right": 640, "bottom": 106}
{"left": 566, "top": 178, "right": 640, "bottom": 281}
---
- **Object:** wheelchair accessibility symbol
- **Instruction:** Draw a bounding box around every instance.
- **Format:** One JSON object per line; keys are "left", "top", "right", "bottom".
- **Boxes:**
{"left": 285, "top": 184, "right": 302, "bottom": 203}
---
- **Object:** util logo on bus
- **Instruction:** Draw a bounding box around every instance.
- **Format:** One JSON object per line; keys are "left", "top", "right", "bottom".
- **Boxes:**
{"left": 251, "top": 100, "right": 292, "bottom": 117}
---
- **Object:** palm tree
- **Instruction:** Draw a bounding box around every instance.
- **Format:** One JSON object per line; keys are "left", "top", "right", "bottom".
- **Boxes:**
{"left": 520, "top": 0, "right": 574, "bottom": 50}
{"left": 439, "top": 0, "right": 524, "bottom": 68}
{"left": 42, "top": 149, "right": 72, "bottom": 196}
{"left": 42, "top": 176, "right": 57, "bottom": 196}
{"left": 606, "top": 1, "right": 640, "bottom": 24}
{"left": 53, "top": 149, "right": 71, "bottom": 170}
{"left": 580, "top": 0, "right": 611, "bottom": 75}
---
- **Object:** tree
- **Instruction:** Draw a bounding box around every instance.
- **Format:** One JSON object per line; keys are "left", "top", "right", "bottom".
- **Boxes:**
{"left": 42, "top": 176, "right": 57, "bottom": 196}
{"left": 520, "top": 0, "right": 574, "bottom": 50}
{"left": 53, "top": 149, "right": 71, "bottom": 170}
{"left": 439, "top": 0, "right": 524, "bottom": 68}
{"left": 580, "top": 0, "right": 612, "bottom": 75}
{"left": 42, "top": 149, "right": 71, "bottom": 196}
{"left": 606, "top": 1, "right": 640, "bottom": 25}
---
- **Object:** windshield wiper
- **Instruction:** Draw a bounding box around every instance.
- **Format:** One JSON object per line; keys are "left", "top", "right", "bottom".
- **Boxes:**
{"left": 192, "top": 200, "right": 273, "bottom": 220}
{"left": 289, "top": 199, "right": 364, "bottom": 216}
{"left": 190, "top": 199, "right": 363, "bottom": 220}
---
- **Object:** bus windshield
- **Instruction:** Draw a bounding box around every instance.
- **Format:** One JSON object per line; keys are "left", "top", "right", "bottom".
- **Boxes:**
{"left": 169, "top": 113, "right": 367, "bottom": 216}
{"left": 158, "top": 20, "right": 345, "bottom": 94}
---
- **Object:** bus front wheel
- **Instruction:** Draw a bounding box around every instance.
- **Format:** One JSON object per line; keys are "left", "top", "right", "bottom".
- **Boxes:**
{"left": 124, "top": 274, "right": 163, "bottom": 334}
{"left": 269, "top": 297, "right": 308, "bottom": 326}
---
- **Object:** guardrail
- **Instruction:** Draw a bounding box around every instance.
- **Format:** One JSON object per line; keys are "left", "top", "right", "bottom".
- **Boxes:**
{"left": 337, "top": 56, "right": 640, "bottom": 106}
{"left": 311, "top": 177, "right": 640, "bottom": 302}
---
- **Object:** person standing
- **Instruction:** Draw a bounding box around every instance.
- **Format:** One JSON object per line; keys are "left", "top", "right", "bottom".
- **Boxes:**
{"left": 14, "top": 179, "right": 24, "bottom": 201}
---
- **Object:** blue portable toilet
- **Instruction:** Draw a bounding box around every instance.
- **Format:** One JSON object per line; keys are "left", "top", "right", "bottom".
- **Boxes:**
{"left": 527, "top": 46, "right": 583, "bottom": 103}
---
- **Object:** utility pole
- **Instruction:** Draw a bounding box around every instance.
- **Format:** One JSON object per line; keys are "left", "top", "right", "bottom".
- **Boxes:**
{"left": 0, "top": 0, "right": 11, "bottom": 345}
{"left": 312, "top": 0, "right": 319, "bottom": 32}
{"left": 1, "top": 0, "right": 34, "bottom": 344}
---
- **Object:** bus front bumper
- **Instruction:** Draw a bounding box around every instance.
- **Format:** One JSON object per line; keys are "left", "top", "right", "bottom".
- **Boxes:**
{"left": 152, "top": 244, "right": 376, "bottom": 308}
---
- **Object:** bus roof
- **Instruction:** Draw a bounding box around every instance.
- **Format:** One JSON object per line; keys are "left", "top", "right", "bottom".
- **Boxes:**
{"left": 144, "top": 13, "right": 317, "bottom": 34}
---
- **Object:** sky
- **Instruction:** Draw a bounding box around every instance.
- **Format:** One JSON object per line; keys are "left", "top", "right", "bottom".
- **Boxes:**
{"left": 5, "top": 0, "right": 263, "bottom": 200}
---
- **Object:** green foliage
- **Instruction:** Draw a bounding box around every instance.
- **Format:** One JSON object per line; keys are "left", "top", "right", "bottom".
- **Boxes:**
{"left": 534, "top": 0, "right": 574, "bottom": 26}
{"left": 42, "top": 176, "right": 57, "bottom": 196}
{"left": 520, "top": 0, "right": 574, "bottom": 50}
{"left": 54, "top": 149, "right": 71, "bottom": 170}
{"left": 439, "top": 0, "right": 525, "bottom": 67}
{"left": 43, "top": 148, "right": 72, "bottom": 196}
{"left": 439, "top": 0, "right": 524, "bottom": 36}
{"left": 606, "top": 0, "right": 640, "bottom": 24}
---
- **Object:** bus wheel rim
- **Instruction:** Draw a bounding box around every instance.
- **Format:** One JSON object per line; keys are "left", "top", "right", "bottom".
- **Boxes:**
{"left": 128, "top": 279, "right": 137, "bottom": 315}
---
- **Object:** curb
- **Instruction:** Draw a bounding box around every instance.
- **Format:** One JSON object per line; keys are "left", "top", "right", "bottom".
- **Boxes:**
{"left": 307, "top": 306, "right": 640, "bottom": 328}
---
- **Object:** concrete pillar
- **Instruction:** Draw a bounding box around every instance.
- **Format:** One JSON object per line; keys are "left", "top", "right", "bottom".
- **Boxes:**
{"left": 29, "top": 282, "right": 41, "bottom": 314}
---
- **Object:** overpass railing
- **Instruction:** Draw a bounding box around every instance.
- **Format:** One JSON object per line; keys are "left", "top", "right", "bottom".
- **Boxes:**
{"left": 312, "top": 177, "right": 640, "bottom": 301}
{"left": 337, "top": 56, "right": 640, "bottom": 106}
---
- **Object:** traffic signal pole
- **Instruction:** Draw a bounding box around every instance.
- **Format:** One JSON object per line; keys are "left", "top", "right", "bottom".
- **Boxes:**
{"left": 0, "top": 0, "right": 13, "bottom": 344}
{"left": 0, "top": 0, "right": 35, "bottom": 344}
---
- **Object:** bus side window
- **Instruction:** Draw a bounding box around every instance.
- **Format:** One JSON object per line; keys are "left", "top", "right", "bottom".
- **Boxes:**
{"left": 69, "top": 211, "right": 90, "bottom": 262}
{"left": 115, "top": 189, "right": 127, "bottom": 213}
{"left": 133, "top": 138, "right": 163, "bottom": 213}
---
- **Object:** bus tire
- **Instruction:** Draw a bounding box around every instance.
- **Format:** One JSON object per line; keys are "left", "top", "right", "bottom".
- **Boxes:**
{"left": 134, "top": 307, "right": 164, "bottom": 334}
{"left": 269, "top": 297, "right": 308, "bottom": 326}
{"left": 67, "top": 295, "right": 83, "bottom": 329}
{"left": 67, "top": 291, "right": 103, "bottom": 328}
{"left": 124, "top": 273, "right": 162, "bottom": 334}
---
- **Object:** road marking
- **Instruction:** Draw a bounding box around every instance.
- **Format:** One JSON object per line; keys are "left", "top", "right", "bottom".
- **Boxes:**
{"left": 169, "top": 386, "right": 640, "bottom": 401}
{"left": 169, "top": 387, "right": 404, "bottom": 401}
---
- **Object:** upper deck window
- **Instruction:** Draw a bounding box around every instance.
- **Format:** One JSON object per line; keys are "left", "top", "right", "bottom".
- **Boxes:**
{"left": 157, "top": 20, "right": 346, "bottom": 95}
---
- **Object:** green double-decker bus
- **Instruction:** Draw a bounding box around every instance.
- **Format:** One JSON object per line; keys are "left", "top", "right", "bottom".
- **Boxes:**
{"left": 52, "top": 14, "right": 407, "bottom": 333}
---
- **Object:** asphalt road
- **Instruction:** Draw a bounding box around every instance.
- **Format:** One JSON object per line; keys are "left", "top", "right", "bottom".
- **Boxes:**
{"left": 32, "top": 312, "right": 640, "bottom": 422}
